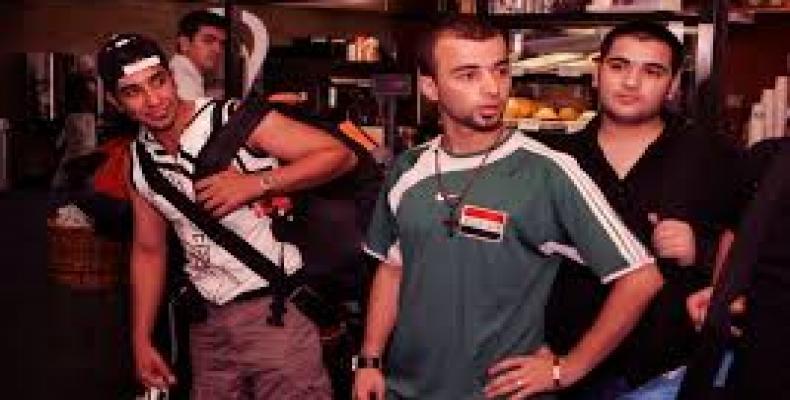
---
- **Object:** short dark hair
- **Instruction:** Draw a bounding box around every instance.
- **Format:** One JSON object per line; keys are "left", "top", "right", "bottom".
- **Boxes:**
{"left": 416, "top": 14, "right": 505, "bottom": 77}
{"left": 177, "top": 10, "right": 227, "bottom": 39}
{"left": 600, "top": 20, "right": 685, "bottom": 74}
{"left": 96, "top": 33, "right": 168, "bottom": 93}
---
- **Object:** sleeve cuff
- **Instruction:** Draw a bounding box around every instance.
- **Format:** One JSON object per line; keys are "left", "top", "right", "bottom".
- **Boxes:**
{"left": 362, "top": 242, "right": 402, "bottom": 267}
{"left": 600, "top": 257, "right": 656, "bottom": 284}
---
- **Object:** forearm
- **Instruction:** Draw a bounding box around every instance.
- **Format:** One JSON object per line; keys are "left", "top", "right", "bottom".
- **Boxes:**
{"left": 250, "top": 110, "right": 358, "bottom": 197}
{"left": 260, "top": 147, "right": 355, "bottom": 196}
{"left": 561, "top": 263, "right": 663, "bottom": 385}
{"left": 361, "top": 262, "right": 402, "bottom": 357}
{"left": 130, "top": 248, "right": 167, "bottom": 345}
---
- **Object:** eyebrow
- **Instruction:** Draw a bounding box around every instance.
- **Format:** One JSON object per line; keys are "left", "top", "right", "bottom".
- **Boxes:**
{"left": 449, "top": 58, "right": 510, "bottom": 74}
{"left": 117, "top": 83, "right": 140, "bottom": 95}
{"left": 604, "top": 56, "right": 670, "bottom": 72}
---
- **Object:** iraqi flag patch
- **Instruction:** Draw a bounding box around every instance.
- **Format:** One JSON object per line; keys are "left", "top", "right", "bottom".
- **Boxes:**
{"left": 458, "top": 205, "right": 507, "bottom": 242}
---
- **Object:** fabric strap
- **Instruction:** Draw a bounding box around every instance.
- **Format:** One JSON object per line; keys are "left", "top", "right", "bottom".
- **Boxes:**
{"left": 136, "top": 141, "right": 289, "bottom": 325}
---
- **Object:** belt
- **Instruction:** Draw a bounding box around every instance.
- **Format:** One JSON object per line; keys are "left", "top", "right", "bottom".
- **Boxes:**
{"left": 229, "top": 286, "right": 273, "bottom": 304}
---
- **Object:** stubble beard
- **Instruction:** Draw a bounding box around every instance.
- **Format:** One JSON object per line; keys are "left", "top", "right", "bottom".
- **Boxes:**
{"left": 442, "top": 104, "right": 504, "bottom": 134}
{"left": 145, "top": 100, "right": 181, "bottom": 136}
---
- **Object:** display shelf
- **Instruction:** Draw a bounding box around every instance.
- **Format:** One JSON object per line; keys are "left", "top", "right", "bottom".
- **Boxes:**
{"left": 728, "top": 6, "right": 790, "bottom": 23}
{"left": 505, "top": 111, "right": 597, "bottom": 134}
{"left": 511, "top": 72, "right": 593, "bottom": 84}
{"left": 484, "top": 11, "right": 700, "bottom": 28}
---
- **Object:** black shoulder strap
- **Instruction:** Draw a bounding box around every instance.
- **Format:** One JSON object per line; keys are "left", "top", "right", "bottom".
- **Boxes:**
{"left": 193, "top": 95, "right": 271, "bottom": 180}
{"left": 136, "top": 141, "right": 286, "bottom": 291}
{"left": 678, "top": 144, "right": 790, "bottom": 399}
{"left": 210, "top": 99, "right": 227, "bottom": 135}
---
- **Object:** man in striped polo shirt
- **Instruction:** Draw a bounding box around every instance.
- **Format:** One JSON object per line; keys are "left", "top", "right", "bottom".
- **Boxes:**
{"left": 97, "top": 33, "right": 356, "bottom": 399}
{"left": 352, "top": 16, "right": 663, "bottom": 400}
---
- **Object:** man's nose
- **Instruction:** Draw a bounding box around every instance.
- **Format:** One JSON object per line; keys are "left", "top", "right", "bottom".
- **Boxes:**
{"left": 623, "top": 67, "right": 641, "bottom": 89}
{"left": 143, "top": 87, "right": 164, "bottom": 107}
{"left": 481, "top": 71, "right": 502, "bottom": 96}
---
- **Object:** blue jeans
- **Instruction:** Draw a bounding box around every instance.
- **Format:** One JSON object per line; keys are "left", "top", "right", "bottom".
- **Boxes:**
{"left": 617, "top": 367, "right": 686, "bottom": 400}
{"left": 617, "top": 352, "right": 734, "bottom": 400}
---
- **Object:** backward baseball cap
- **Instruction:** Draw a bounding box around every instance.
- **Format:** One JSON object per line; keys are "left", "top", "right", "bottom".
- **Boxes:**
{"left": 97, "top": 33, "right": 168, "bottom": 92}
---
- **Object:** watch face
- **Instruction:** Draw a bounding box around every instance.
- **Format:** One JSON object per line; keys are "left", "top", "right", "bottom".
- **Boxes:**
{"left": 260, "top": 173, "right": 276, "bottom": 190}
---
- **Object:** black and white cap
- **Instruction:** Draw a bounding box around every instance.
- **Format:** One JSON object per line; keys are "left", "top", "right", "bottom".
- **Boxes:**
{"left": 96, "top": 33, "right": 168, "bottom": 92}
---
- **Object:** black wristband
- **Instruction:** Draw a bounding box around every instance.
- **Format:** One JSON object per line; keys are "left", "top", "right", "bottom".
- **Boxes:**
{"left": 352, "top": 355, "right": 382, "bottom": 371}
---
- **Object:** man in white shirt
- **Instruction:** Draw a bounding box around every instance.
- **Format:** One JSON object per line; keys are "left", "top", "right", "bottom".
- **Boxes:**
{"left": 97, "top": 33, "right": 356, "bottom": 399}
{"left": 170, "top": 10, "right": 227, "bottom": 100}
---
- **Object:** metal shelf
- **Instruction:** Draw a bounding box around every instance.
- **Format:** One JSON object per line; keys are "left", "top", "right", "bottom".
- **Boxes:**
{"left": 728, "top": 7, "right": 790, "bottom": 24}
{"left": 484, "top": 11, "right": 700, "bottom": 28}
{"left": 511, "top": 72, "right": 593, "bottom": 84}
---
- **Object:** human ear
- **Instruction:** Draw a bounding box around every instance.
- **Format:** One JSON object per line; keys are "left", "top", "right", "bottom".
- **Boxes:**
{"left": 419, "top": 74, "right": 439, "bottom": 102}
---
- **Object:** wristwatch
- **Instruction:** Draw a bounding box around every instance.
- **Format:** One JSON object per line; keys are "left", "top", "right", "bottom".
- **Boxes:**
{"left": 259, "top": 171, "right": 277, "bottom": 194}
{"left": 552, "top": 356, "right": 563, "bottom": 389}
{"left": 351, "top": 355, "right": 382, "bottom": 371}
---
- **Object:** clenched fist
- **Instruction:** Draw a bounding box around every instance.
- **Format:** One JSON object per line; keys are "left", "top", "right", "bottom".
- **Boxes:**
{"left": 195, "top": 167, "right": 269, "bottom": 218}
{"left": 353, "top": 368, "right": 386, "bottom": 400}
{"left": 648, "top": 213, "right": 696, "bottom": 267}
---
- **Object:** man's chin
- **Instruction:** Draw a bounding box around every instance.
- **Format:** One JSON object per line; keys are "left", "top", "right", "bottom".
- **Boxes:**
{"left": 144, "top": 118, "right": 176, "bottom": 132}
{"left": 603, "top": 108, "right": 660, "bottom": 125}
{"left": 474, "top": 117, "right": 504, "bottom": 131}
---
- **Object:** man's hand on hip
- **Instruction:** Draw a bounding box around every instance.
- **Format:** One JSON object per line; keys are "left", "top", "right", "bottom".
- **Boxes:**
{"left": 484, "top": 346, "right": 559, "bottom": 399}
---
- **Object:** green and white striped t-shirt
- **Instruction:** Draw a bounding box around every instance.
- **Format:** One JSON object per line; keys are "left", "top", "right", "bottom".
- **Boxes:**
{"left": 365, "top": 130, "right": 653, "bottom": 400}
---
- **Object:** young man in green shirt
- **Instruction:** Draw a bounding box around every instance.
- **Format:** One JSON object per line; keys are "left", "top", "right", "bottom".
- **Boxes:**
{"left": 353, "top": 15, "right": 664, "bottom": 400}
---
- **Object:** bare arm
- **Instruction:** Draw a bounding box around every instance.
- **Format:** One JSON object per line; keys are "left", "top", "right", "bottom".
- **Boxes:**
{"left": 247, "top": 110, "right": 358, "bottom": 193}
{"left": 194, "top": 110, "right": 358, "bottom": 217}
{"left": 361, "top": 261, "right": 402, "bottom": 357}
{"left": 129, "top": 185, "right": 168, "bottom": 345}
{"left": 126, "top": 163, "right": 175, "bottom": 389}
{"left": 485, "top": 263, "right": 663, "bottom": 398}
{"left": 561, "top": 263, "right": 663, "bottom": 384}
{"left": 353, "top": 261, "right": 402, "bottom": 400}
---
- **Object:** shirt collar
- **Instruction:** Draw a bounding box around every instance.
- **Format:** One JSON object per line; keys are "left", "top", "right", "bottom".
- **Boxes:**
{"left": 579, "top": 111, "right": 689, "bottom": 144}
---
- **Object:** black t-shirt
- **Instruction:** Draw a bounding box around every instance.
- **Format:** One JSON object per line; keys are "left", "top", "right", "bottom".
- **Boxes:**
{"left": 535, "top": 116, "right": 744, "bottom": 386}
{"left": 727, "top": 138, "right": 790, "bottom": 399}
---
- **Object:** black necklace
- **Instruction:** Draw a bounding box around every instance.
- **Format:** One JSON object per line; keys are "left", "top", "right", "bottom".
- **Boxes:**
{"left": 434, "top": 132, "right": 505, "bottom": 237}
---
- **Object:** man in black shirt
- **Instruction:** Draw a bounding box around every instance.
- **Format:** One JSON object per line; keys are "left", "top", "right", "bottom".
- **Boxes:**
{"left": 538, "top": 21, "right": 743, "bottom": 399}
{"left": 683, "top": 137, "right": 790, "bottom": 399}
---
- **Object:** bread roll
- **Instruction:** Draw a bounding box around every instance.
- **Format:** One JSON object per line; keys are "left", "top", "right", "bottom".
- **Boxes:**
{"left": 558, "top": 107, "right": 581, "bottom": 121}
{"left": 533, "top": 106, "right": 559, "bottom": 120}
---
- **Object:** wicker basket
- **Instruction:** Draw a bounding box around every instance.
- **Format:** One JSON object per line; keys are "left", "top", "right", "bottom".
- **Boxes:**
{"left": 47, "top": 222, "right": 128, "bottom": 290}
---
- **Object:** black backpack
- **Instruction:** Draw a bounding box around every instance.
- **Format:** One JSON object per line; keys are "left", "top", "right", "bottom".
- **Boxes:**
{"left": 196, "top": 99, "right": 383, "bottom": 303}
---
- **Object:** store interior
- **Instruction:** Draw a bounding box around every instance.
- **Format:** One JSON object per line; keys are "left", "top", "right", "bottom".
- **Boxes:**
{"left": 1, "top": 0, "right": 790, "bottom": 399}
